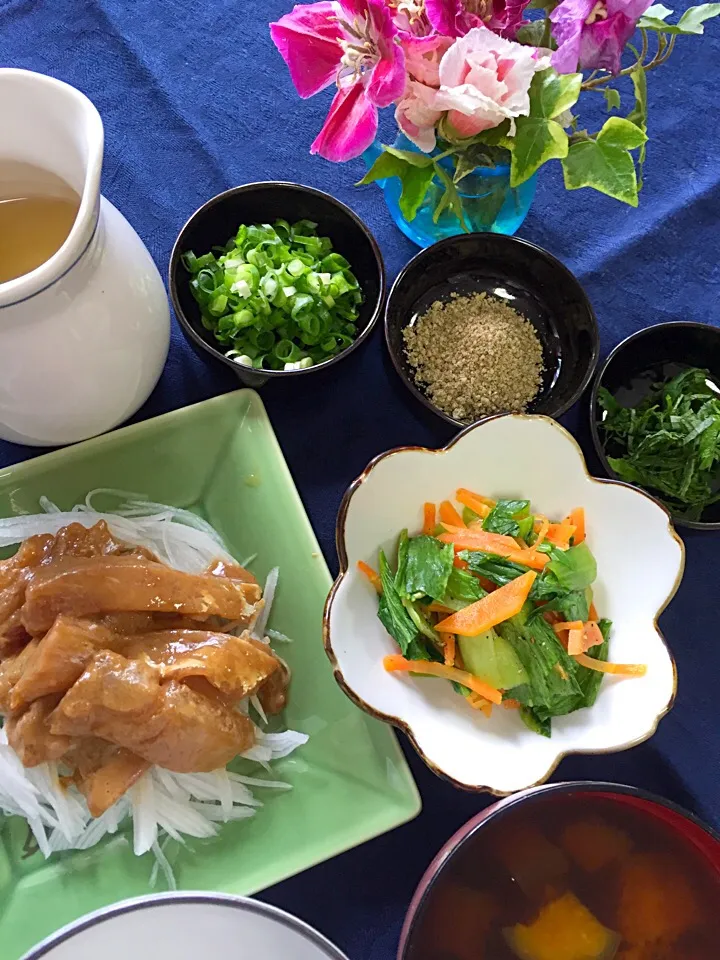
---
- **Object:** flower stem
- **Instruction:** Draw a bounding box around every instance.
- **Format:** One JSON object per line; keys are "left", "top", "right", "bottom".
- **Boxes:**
{"left": 581, "top": 28, "right": 673, "bottom": 90}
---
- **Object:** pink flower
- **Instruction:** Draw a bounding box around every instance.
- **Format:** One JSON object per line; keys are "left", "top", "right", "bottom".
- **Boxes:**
{"left": 394, "top": 33, "right": 452, "bottom": 151}
{"left": 395, "top": 80, "right": 445, "bottom": 151}
{"left": 433, "top": 27, "right": 548, "bottom": 137}
{"left": 550, "top": 0, "right": 652, "bottom": 75}
{"left": 425, "top": 0, "right": 531, "bottom": 39}
{"left": 270, "top": 0, "right": 406, "bottom": 162}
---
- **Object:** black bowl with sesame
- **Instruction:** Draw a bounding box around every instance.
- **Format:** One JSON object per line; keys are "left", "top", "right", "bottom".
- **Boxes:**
{"left": 385, "top": 234, "right": 599, "bottom": 428}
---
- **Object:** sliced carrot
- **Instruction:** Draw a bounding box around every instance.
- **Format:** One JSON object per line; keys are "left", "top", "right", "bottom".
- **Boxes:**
{"left": 466, "top": 693, "right": 493, "bottom": 716}
{"left": 455, "top": 488, "right": 492, "bottom": 518}
{"left": 435, "top": 570, "right": 537, "bottom": 637}
{"left": 573, "top": 654, "right": 647, "bottom": 676}
{"left": 422, "top": 502, "right": 436, "bottom": 536}
{"left": 588, "top": 601, "right": 599, "bottom": 621}
{"left": 427, "top": 601, "right": 455, "bottom": 614}
{"left": 545, "top": 521, "right": 576, "bottom": 548}
{"left": 569, "top": 507, "right": 586, "bottom": 544}
{"left": 477, "top": 576, "right": 497, "bottom": 593}
{"left": 439, "top": 526, "right": 548, "bottom": 571}
{"left": 357, "top": 560, "right": 382, "bottom": 593}
{"left": 533, "top": 516, "right": 550, "bottom": 550}
{"left": 553, "top": 620, "right": 584, "bottom": 634}
{"left": 567, "top": 627, "right": 585, "bottom": 656}
{"left": 383, "top": 655, "right": 503, "bottom": 704}
{"left": 582, "top": 621, "right": 605, "bottom": 651}
{"left": 453, "top": 556, "right": 469, "bottom": 571}
{"left": 443, "top": 633, "right": 456, "bottom": 667}
{"left": 502, "top": 698, "right": 521, "bottom": 710}
{"left": 439, "top": 500, "right": 465, "bottom": 527}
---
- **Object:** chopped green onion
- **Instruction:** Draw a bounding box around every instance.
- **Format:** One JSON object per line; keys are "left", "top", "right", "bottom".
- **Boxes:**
{"left": 183, "top": 219, "right": 363, "bottom": 372}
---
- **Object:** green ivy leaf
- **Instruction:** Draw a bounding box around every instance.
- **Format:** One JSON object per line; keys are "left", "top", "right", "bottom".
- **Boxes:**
{"left": 529, "top": 68, "right": 582, "bottom": 119}
{"left": 638, "top": 3, "right": 673, "bottom": 27}
{"left": 433, "top": 166, "right": 469, "bottom": 230}
{"left": 639, "top": 1, "right": 720, "bottom": 31}
{"left": 356, "top": 150, "right": 435, "bottom": 221}
{"left": 596, "top": 116, "right": 648, "bottom": 151}
{"left": 510, "top": 117, "right": 568, "bottom": 187}
{"left": 604, "top": 88, "right": 621, "bottom": 112}
{"left": 383, "top": 145, "right": 435, "bottom": 168}
{"left": 627, "top": 65, "right": 648, "bottom": 187}
{"left": 562, "top": 137, "right": 640, "bottom": 207}
{"left": 677, "top": 3, "right": 720, "bottom": 33}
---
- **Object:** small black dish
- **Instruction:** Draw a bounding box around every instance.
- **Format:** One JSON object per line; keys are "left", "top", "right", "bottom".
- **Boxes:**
{"left": 384, "top": 234, "right": 599, "bottom": 428}
{"left": 590, "top": 321, "right": 720, "bottom": 530}
{"left": 169, "top": 182, "right": 385, "bottom": 386}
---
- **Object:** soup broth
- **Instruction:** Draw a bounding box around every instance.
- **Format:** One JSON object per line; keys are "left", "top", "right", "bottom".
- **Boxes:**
{"left": 0, "top": 161, "right": 80, "bottom": 284}
{"left": 407, "top": 793, "right": 720, "bottom": 960}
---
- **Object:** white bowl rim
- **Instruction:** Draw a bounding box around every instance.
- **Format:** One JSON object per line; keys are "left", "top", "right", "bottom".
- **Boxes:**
{"left": 20, "top": 892, "right": 351, "bottom": 960}
{"left": 323, "top": 414, "right": 685, "bottom": 795}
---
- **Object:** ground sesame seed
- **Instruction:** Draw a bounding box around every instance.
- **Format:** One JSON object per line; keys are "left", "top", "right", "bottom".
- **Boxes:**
{"left": 403, "top": 292, "right": 545, "bottom": 423}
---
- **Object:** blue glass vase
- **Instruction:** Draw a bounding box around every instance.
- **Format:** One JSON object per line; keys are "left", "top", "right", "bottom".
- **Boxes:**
{"left": 363, "top": 135, "right": 537, "bottom": 248}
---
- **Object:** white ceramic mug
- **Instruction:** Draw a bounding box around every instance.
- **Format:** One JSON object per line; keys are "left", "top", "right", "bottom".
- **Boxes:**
{"left": 0, "top": 69, "right": 170, "bottom": 446}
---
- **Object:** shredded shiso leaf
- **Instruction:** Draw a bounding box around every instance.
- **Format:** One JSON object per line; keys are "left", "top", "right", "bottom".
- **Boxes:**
{"left": 0, "top": 492, "right": 308, "bottom": 881}
{"left": 182, "top": 219, "right": 364, "bottom": 371}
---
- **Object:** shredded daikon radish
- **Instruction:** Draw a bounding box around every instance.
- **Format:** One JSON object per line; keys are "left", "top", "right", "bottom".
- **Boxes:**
{"left": 0, "top": 495, "right": 308, "bottom": 883}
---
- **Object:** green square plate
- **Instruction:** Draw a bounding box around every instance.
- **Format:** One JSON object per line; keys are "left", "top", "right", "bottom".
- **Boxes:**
{"left": 0, "top": 389, "right": 420, "bottom": 960}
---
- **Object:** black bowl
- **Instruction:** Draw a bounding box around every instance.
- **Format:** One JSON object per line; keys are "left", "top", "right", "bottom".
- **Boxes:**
{"left": 589, "top": 321, "right": 720, "bottom": 530}
{"left": 169, "top": 182, "right": 385, "bottom": 386}
{"left": 384, "top": 234, "right": 599, "bottom": 427}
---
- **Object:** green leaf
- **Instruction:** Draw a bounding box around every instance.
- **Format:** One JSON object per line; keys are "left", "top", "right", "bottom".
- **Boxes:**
{"left": 547, "top": 542, "right": 597, "bottom": 592}
{"left": 529, "top": 68, "right": 582, "bottom": 120}
{"left": 641, "top": 3, "right": 673, "bottom": 20}
{"left": 627, "top": 65, "right": 648, "bottom": 187}
{"left": 516, "top": 20, "right": 547, "bottom": 45}
{"left": 604, "top": 88, "right": 621, "bottom": 112}
{"left": 383, "top": 145, "right": 435, "bottom": 168}
{"left": 639, "top": 2, "right": 720, "bottom": 31}
{"left": 433, "top": 165, "right": 470, "bottom": 230}
{"left": 377, "top": 550, "right": 418, "bottom": 655}
{"left": 403, "top": 534, "right": 455, "bottom": 602}
{"left": 482, "top": 499, "right": 531, "bottom": 537}
{"left": 562, "top": 138, "right": 640, "bottom": 206}
{"left": 510, "top": 116, "right": 568, "bottom": 187}
{"left": 597, "top": 116, "right": 648, "bottom": 151}
{"left": 526, "top": 0, "right": 560, "bottom": 9}
{"left": 677, "top": 3, "right": 720, "bottom": 33}
{"left": 357, "top": 149, "right": 435, "bottom": 221}
{"left": 444, "top": 566, "right": 486, "bottom": 607}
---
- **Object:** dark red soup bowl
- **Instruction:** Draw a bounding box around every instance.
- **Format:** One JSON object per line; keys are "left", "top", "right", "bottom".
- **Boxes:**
{"left": 400, "top": 782, "right": 720, "bottom": 960}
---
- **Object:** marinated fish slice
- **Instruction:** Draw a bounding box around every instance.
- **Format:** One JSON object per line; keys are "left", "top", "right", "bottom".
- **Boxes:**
{"left": 208, "top": 559, "right": 259, "bottom": 585}
{"left": 0, "top": 639, "right": 39, "bottom": 713}
{"left": 22, "top": 555, "right": 262, "bottom": 634}
{"left": 9, "top": 616, "right": 117, "bottom": 710}
{"left": 81, "top": 748, "right": 150, "bottom": 817}
{"left": 50, "top": 651, "right": 162, "bottom": 739}
{"left": 50, "top": 650, "right": 255, "bottom": 772}
{"left": 5, "top": 694, "right": 72, "bottom": 766}
{"left": 124, "top": 629, "right": 279, "bottom": 701}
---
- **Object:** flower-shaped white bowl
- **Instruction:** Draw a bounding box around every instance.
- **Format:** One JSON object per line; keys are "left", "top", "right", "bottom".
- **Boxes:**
{"left": 323, "top": 416, "right": 684, "bottom": 794}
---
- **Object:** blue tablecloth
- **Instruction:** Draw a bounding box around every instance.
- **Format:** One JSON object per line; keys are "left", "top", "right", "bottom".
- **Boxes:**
{"left": 1, "top": 1, "right": 719, "bottom": 955}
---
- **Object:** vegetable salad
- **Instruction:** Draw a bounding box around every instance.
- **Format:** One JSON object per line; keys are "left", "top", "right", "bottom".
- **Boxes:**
{"left": 361, "top": 490, "right": 645, "bottom": 737}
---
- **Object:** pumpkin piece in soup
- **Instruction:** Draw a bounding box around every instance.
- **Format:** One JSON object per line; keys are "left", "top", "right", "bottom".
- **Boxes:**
{"left": 505, "top": 891, "right": 620, "bottom": 960}
{"left": 424, "top": 885, "right": 497, "bottom": 960}
{"left": 617, "top": 853, "right": 700, "bottom": 948}
{"left": 493, "top": 825, "right": 570, "bottom": 901}
{"left": 560, "top": 819, "right": 633, "bottom": 873}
